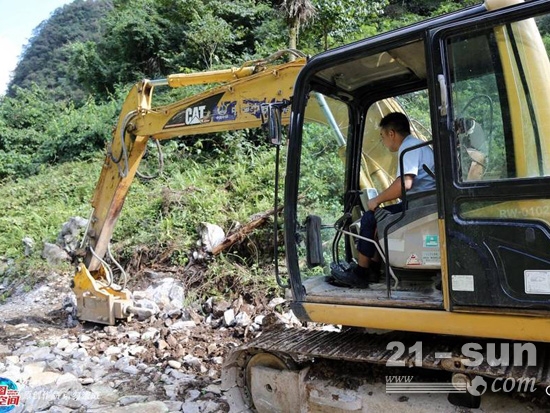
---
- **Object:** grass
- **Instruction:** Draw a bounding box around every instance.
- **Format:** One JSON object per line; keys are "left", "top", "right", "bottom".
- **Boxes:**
{"left": 0, "top": 156, "right": 103, "bottom": 258}
{"left": 0, "top": 122, "right": 344, "bottom": 305}
{"left": 0, "top": 133, "right": 285, "bottom": 302}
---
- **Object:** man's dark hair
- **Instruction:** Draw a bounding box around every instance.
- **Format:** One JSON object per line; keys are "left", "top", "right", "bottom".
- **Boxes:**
{"left": 379, "top": 112, "right": 411, "bottom": 136}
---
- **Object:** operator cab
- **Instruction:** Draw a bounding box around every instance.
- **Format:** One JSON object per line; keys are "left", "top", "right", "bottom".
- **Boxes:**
{"left": 289, "top": 38, "right": 447, "bottom": 307}
{"left": 281, "top": 0, "right": 550, "bottom": 314}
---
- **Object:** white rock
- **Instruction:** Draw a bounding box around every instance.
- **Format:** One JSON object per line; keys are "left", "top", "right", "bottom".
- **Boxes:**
{"left": 105, "top": 346, "right": 122, "bottom": 356}
{"left": 128, "top": 345, "right": 146, "bottom": 356}
{"left": 134, "top": 298, "right": 160, "bottom": 315}
{"left": 42, "top": 242, "right": 71, "bottom": 264}
{"left": 203, "top": 384, "right": 222, "bottom": 395}
{"left": 56, "top": 372, "right": 81, "bottom": 389}
{"left": 198, "top": 222, "right": 225, "bottom": 252}
{"left": 127, "top": 331, "right": 141, "bottom": 342}
{"left": 223, "top": 309, "right": 235, "bottom": 326}
{"left": 141, "top": 328, "right": 159, "bottom": 341}
{"left": 163, "top": 401, "right": 183, "bottom": 411}
{"left": 183, "top": 355, "right": 202, "bottom": 370}
{"left": 235, "top": 312, "right": 251, "bottom": 327}
{"left": 180, "top": 402, "right": 201, "bottom": 413}
{"left": 43, "top": 405, "right": 70, "bottom": 413}
{"left": 268, "top": 297, "right": 285, "bottom": 308}
{"left": 3, "top": 365, "right": 22, "bottom": 382}
{"left": 89, "top": 383, "right": 119, "bottom": 404}
{"left": 167, "top": 360, "right": 181, "bottom": 369}
{"left": 22, "top": 362, "right": 46, "bottom": 380}
{"left": 62, "top": 363, "right": 85, "bottom": 378}
{"left": 22, "top": 236, "right": 34, "bottom": 256}
{"left": 281, "top": 310, "right": 302, "bottom": 327}
{"left": 121, "top": 365, "right": 139, "bottom": 375}
{"left": 169, "top": 320, "right": 196, "bottom": 331}
{"left": 5, "top": 355, "right": 19, "bottom": 364}
{"left": 0, "top": 344, "right": 10, "bottom": 356}
{"left": 28, "top": 370, "right": 61, "bottom": 387}
{"left": 119, "top": 395, "right": 148, "bottom": 406}
{"left": 186, "top": 389, "right": 201, "bottom": 402}
{"left": 64, "top": 342, "right": 80, "bottom": 353}
{"left": 164, "top": 384, "right": 178, "bottom": 399}
{"left": 72, "top": 348, "right": 88, "bottom": 360}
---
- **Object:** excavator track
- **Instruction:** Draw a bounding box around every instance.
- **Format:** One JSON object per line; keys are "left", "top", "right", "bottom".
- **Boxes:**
{"left": 222, "top": 327, "right": 550, "bottom": 412}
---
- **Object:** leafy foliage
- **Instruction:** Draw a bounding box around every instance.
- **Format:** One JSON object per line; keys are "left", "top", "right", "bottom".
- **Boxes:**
{"left": 0, "top": 0, "right": 520, "bottom": 296}
{"left": 309, "top": 0, "right": 388, "bottom": 50}
{"left": 7, "top": 0, "right": 111, "bottom": 103}
{"left": 0, "top": 85, "right": 118, "bottom": 180}
{"left": 69, "top": 0, "right": 279, "bottom": 97}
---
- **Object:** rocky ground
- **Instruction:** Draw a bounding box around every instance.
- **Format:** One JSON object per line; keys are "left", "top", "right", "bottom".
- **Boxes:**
{"left": 1, "top": 267, "right": 549, "bottom": 413}
{"left": 0, "top": 268, "right": 298, "bottom": 413}
{"left": 4, "top": 272, "right": 547, "bottom": 413}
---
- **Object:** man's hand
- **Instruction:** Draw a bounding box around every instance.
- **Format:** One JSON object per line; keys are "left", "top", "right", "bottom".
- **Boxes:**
{"left": 367, "top": 198, "right": 379, "bottom": 211}
{"left": 366, "top": 175, "right": 413, "bottom": 212}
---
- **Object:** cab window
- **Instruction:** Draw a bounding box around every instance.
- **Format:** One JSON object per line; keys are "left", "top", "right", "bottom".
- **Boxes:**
{"left": 447, "top": 14, "right": 550, "bottom": 182}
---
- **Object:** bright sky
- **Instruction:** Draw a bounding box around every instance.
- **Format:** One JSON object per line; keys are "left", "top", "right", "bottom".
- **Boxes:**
{"left": 0, "top": 0, "right": 74, "bottom": 94}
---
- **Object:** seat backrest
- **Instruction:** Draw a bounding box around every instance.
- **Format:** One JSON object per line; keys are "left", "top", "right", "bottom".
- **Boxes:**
{"left": 454, "top": 117, "right": 488, "bottom": 181}
{"left": 377, "top": 193, "right": 437, "bottom": 237}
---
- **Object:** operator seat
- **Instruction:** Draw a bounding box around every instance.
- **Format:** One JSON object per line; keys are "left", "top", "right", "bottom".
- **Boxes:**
{"left": 376, "top": 190, "right": 439, "bottom": 270}
{"left": 348, "top": 187, "right": 439, "bottom": 271}
{"left": 455, "top": 117, "right": 488, "bottom": 181}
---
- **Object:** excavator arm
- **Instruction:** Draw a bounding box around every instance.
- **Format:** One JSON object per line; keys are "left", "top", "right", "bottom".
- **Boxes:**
{"left": 74, "top": 51, "right": 307, "bottom": 324}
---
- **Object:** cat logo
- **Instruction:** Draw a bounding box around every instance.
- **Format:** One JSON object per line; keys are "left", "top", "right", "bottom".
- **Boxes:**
{"left": 164, "top": 93, "right": 224, "bottom": 129}
{"left": 185, "top": 105, "right": 206, "bottom": 125}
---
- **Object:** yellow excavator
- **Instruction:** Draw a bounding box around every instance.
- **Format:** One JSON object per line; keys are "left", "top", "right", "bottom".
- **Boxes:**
{"left": 74, "top": 0, "right": 550, "bottom": 410}
{"left": 73, "top": 49, "right": 404, "bottom": 325}
{"left": 223, "top": 0, "right": 550, "bottom": 411}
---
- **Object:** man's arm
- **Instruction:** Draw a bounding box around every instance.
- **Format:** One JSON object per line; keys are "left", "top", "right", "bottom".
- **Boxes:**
{"left": 367, "top": 175, "right": 414, "bottom": 211}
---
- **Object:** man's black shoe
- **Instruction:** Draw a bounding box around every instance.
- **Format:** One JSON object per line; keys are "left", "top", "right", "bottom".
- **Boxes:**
{"left": 367, "top": 261, "right": 381, "bottom": 283}
{"left": 329, "top": 263, "right": 370, "bottom": 289}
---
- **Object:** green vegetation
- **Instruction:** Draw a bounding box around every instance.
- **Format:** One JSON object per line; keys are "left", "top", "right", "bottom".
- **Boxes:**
{"left": 3, "top": 0, "right": 543, "bottom": 300}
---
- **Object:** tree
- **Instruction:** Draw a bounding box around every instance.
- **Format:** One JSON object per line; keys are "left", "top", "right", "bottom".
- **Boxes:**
{"left": 186, "top": 10, "right": 236, "bottom": 69}
{"left": 7, "top": 0, "right": 111, "bottom": 103}
{"left": 279, "top": 0, "right": 316, "bottom": 53}
{"left": 309, "top": 0, "right": 388, "bottom": 50}
{"left": 70, "top": 0, "right": 278, "bottom": 98}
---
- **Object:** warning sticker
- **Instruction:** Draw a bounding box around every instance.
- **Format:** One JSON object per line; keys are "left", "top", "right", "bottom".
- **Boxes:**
{"left": 452, "top": 275, "right": 474, "bottom": 292}
{"left": 406, "top": 254, "right": 422, "bottom": 265}
{"left": 525, "top": 270, "right": 550, "bottom": 295}
{"left": 422, "top": 251, "right": 440, "bottom": 265}
{"left": 423, "top": 235, "right": 439, "bottom": 248}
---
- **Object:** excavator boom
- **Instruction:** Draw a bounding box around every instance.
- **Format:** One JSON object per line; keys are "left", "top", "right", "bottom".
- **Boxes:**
{"left": 75, "top": 51, "right": 307, "bottom": 324}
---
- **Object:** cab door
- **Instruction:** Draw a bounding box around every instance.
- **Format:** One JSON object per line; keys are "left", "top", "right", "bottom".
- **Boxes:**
{"left": 429, "top": 0, "right": 550, "bottom": 311}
